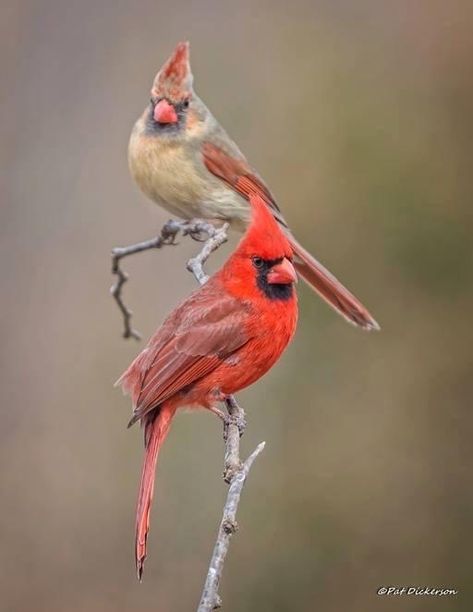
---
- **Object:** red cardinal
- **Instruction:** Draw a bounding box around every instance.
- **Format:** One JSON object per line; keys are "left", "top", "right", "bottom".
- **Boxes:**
{"left": 117, "top": 194, "right": 298, "bottom": 579}
{"left": 128, "top": 41, "right": 379, "bottom": 331}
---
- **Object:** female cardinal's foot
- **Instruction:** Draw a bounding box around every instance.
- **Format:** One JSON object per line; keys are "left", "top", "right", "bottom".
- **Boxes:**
{"left": 160, "top": 219, "right": 183, "bottom": 244}
{"left": 184, "top": 221, "right": 211, "bottom": 242}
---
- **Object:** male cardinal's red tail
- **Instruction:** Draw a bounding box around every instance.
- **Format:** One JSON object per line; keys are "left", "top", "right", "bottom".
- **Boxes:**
{"left": 135, "top": 403, "right": 176, "bottom": 581}
{"left": 288, "top": 235, "right": 379, "bottom": 331}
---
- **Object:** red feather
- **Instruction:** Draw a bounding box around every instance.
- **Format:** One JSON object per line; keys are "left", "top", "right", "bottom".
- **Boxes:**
{"left": 134, "top": 404, "right": 175, "bottom": 581}
{"left": 120, "top": 290, "right": 249, "bottom": 426}
{"left": 202, "top": 142, "right": 285, "bottom": 223}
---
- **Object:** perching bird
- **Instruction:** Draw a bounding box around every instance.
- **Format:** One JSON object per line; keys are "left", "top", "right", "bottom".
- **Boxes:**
{"left": 128, "top": 41, "right": 379, "bottom": 331}
{"left": 117, "top": 194, "right": 298, "bottom": 579}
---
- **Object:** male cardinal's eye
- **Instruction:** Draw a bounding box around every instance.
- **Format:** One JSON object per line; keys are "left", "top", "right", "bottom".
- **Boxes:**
{"left": 252, "top": 257, "right": 264, "bottom": 269}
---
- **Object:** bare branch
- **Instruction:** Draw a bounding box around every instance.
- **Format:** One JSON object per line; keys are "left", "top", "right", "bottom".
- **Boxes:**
{"left": 197, "top": 442, "right": 266, "bottom": 612}
{"left": 110, "top": 220, "right": 228, "bottom": 339}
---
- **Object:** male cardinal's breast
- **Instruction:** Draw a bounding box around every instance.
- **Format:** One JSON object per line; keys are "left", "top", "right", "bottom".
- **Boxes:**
{"left": 218, "top": 300, "right": 298, "bottom": 395}
{"left": 128, "top": 120, "right": 250, "bottom": 225}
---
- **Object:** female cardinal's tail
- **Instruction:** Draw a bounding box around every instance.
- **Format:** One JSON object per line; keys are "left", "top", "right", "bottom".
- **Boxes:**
{"left": 135, "top": 403, "right": 176, "bottom": 581}
{"left": 287, "top": 235, "right": 380, "bottom": 331}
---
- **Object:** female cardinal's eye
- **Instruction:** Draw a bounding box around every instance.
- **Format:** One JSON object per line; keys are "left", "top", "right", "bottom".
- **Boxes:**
{"left": 252, "top": 257, "right": 264, "bottom": 269}
{"left": 182, "top": 99, "right": 190, "bottom": 109}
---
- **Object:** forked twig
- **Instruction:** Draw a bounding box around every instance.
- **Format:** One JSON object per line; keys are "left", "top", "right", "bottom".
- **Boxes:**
{"left": 197, "top": 442, "right": 266, "bottom": 611}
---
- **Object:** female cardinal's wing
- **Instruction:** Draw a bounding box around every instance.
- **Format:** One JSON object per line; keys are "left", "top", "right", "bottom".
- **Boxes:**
{"left": 202, "top": 142, "right": 379, "bottom": 331}
{"left": 120, "top": 287, "right": 251, "bottom": 426}
{"left": 202, "top": 142, "right": 287, "bottom": 226}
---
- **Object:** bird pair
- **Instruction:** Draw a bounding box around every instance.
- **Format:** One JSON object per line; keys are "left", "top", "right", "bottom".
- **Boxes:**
{"left": 117, "top": 42, "right": 379, "bottom": 579}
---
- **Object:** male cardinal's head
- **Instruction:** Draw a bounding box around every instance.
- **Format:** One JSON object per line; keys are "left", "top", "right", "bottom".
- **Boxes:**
{"left": 147, "top": 41, "right": 207, "bottom": 136}
{"left": 224, "top": 195, "right": 297, "bottom": 301}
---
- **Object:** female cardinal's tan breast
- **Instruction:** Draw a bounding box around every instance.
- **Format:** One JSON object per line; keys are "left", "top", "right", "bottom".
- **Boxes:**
{"left": 128, "top": 118, "right": 245, "bottom": 222}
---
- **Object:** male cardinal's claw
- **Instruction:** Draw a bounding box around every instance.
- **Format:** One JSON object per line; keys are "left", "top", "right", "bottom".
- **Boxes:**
{"left": 207, "top": 403, "right": 225, "bottom": 419}
{"left": 208, "top": 400, "right": 246, "bottom": 437}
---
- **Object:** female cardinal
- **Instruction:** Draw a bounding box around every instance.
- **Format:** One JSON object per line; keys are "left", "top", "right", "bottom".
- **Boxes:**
{"left": 117, "top": 194, "right": 298, "bottom": 579}
{"left": 128, "top": 41, "right": 379, "bottom": 331}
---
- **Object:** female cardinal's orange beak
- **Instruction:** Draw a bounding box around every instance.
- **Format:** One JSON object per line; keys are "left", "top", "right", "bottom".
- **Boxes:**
{"left": 266, "top": 258, "right": 297, "bottom": 285}
{"left": 154, "top": 99, "right": 178, "bottom": 124}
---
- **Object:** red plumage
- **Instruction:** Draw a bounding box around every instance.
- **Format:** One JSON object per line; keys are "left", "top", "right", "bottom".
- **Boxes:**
{"left": 117, "top": 194, "right": 298, "bottom": 579}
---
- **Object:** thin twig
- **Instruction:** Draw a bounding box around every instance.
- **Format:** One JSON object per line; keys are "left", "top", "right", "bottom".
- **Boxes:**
{"left": 110, "top": 219, "right": 227, "bottom": 339}
{"left": 186, "top": 223, "right": 229, "bottom": 285}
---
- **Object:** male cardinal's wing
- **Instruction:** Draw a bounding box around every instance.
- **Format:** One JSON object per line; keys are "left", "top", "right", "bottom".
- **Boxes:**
{"left": 202, "top": 142, "right": 379, "bottom": 331}
{"left": 120, "top": 289, "right": 251, "bottom": 426}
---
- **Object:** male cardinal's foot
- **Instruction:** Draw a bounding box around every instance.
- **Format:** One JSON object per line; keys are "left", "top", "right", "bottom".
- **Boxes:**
{"left": 225, "top": 397, "right": 247, "bottom": 437}
{"left": 208, "top": 403, "right": 247, "bottom": 438}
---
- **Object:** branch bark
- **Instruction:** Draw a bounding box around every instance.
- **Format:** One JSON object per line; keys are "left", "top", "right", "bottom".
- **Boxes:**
{"left": 111, "top": 219, "right": 265, "bottom": 610}
{"left": 197, "top": 441, "right": 265, "bottom": 611}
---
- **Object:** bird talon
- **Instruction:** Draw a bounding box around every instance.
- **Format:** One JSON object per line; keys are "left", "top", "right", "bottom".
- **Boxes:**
{"left": 161, "top": 220, "right": 182, "bottom": 244}
{"left": 187, "top": 227, "right": 209, "bottom": 242}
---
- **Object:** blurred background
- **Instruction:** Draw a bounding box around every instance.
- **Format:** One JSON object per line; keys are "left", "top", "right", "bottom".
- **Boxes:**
{"left": 1, "top": 1, "right": 472, "bottom": 610}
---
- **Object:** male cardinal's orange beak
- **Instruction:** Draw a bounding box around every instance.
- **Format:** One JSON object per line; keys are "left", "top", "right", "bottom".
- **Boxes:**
{"left": 267, "top": 258, "right": 297, "bottom": 285}
{"left": 154, "top": 99, "right": 178, "bottom": 124}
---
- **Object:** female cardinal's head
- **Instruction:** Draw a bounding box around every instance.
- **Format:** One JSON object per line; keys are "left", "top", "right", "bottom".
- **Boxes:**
{"left": 146, "top": 41, "right": 207, "bottom": 137}
{"left": 223, "top": 195, "right": 297, "bottom": 302}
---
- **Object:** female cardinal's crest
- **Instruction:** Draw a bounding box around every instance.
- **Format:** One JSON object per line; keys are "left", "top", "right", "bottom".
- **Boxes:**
{"left": 239, "top": 195, "right": 293, "bottom": 261}
{"left": 152, "top": 41, "right": 193, "bottom": 100}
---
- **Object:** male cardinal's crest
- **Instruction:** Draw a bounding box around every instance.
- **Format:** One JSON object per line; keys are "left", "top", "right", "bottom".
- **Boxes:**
{"left": 238, "top": 195, "right": 293, "bottom": 262}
